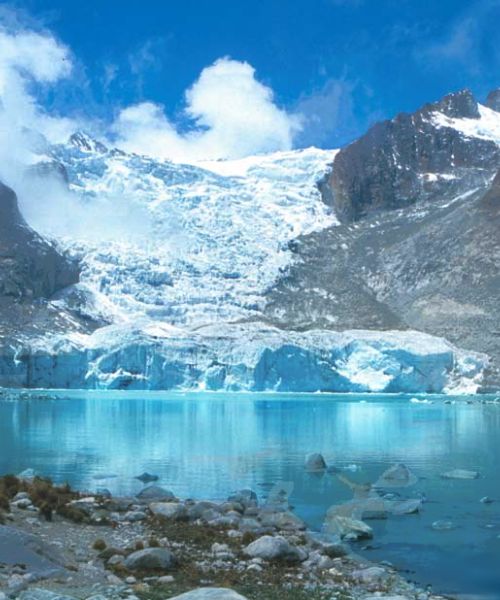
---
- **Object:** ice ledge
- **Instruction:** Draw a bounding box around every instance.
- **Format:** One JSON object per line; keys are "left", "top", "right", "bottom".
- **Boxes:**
{"left": 1, "top": 322, "right": 487, "bottom": 394}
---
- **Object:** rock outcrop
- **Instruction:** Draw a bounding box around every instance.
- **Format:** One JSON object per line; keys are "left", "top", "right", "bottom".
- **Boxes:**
{"left": 0, "top": 181, "right": 78, "bottom": 300}
{"left": 325, "top": 89, "right": 500, "bottom": 221}
{"left": 486, "top": 88, "right": 500, "bottom": 112}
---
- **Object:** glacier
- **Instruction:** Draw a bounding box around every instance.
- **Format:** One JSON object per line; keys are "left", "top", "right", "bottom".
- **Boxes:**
{"left": 0, "top": 127, "right": 492, "bottom": 393}
{"left": 0, "top": 322, "right": 486, "bottom": 393}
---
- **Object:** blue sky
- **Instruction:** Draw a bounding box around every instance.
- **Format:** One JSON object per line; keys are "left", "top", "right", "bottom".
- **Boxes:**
{"left": 2, "top": 0, "right": 500, "bottom": 153}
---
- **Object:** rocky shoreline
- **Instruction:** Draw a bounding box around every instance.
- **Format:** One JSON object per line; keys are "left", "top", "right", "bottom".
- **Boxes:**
{"left": 0, "top": 470, "right": 452, "bottom": 600}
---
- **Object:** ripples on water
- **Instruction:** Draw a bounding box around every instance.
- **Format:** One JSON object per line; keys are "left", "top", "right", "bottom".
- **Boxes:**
{"left": 0, "top": 391, "right": 499, "bottom": 597}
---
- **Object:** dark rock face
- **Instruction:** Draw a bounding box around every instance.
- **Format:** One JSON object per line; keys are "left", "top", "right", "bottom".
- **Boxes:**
{"left": 486, "top": 89, "right": 500, "bottom": 112}
{"left": 268, "top": 89, "right": 500, "bottom": 389}
{"left": 0, "top": 181, "right": 78, "bottom": 300}
{"left": 424, "top": 89, "right": 480, "bottom": 119}
{"left": 327, "top": 89, "right": 500, "bottom": 222}
{"left": 0, "top": 181, "right": 96, "bottom": 362}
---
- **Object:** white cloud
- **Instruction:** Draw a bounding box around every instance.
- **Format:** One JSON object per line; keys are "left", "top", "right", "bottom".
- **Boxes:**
{"left": 0, "top": 25, "right": 75, "bottom": 182}
{"left": 113, "top": 57, "right": 302, "bottom": 162}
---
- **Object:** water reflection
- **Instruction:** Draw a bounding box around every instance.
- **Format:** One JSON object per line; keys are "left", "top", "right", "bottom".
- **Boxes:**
{"left": 0, "top": 391, "right": 499, "bottom": 596}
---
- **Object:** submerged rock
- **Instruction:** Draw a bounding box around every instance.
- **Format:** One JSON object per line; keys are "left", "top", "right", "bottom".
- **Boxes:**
{"left": 375, "top": 464, "right": 418, "bottom": 488}
{"left": 305, "top": 453, "right": 327, "bottom": 472}
{"left": 432, "top": 520, "right": 457, "bottom": 531}
{"left": 390, "top": 498, "right": 422, "bottom": 515}
{"left": 135, "top": 472, "right": 159, "bottom": 483}
{"left": 324, "top": 515, "right": 373, "bottom": 540}
{"left": 441, "top": 469, "right": 480, "bottom": 480}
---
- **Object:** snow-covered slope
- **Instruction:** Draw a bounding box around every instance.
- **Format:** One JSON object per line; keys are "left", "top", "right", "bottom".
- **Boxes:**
{"left": 431, "top": 104, "right": 500, "bottom": 145}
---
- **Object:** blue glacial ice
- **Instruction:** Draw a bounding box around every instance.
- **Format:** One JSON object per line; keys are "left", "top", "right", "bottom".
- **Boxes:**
{"left": 3, "top": 322, "right": 486, "bottom": 393}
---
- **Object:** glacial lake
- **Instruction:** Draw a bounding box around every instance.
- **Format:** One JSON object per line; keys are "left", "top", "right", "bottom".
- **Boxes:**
{"left": 0, "top": 390, "right": 499, "bottom": 598}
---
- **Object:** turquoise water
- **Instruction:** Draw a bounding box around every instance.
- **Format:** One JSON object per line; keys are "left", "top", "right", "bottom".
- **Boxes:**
{"left": 1, "top": 390, "right": 499, "bottom": 598}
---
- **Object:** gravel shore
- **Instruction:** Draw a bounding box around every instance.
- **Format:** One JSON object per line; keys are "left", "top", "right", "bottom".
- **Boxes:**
{"left": 0, "top": 474, "right": 450, "bottom": 600}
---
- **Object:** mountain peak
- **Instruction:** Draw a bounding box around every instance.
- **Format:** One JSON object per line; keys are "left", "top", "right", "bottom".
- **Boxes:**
{"left": 68, "top": 131, "right": 108, "bottom": 154}
{"left": 486, "top": 89, "right": 500, "bottom": 113}
{"left": 425, "top": 88, "right": 480, "bottom": 119}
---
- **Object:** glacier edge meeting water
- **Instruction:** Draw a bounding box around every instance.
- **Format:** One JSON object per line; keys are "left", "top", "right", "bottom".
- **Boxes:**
{"left": 1, "top": 322, "right": 487, "bottom": 393}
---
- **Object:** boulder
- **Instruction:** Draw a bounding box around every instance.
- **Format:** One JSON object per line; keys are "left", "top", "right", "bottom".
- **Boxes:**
{"left": 304, "top": 532, "right": 347, "bottom": 558}
{"left": 259, "top": 510, "right": 306, "bottom": 531}
{"left": 124, "top": 547, "right": 175, "bottom": 571}
{"left": 136, "top": 486, "right": 176, "bottom": 502}
{"left": 227, "top": 489, "right": 257, "bottom": 509}
{"left": 187, "top": 501, "right": 222, "bottom": 520}
{"left": 243, "top": 535, "right": 307, "bottom": 563}
{"left": 149, "top": 502, "right": 187, "bottom": 520}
